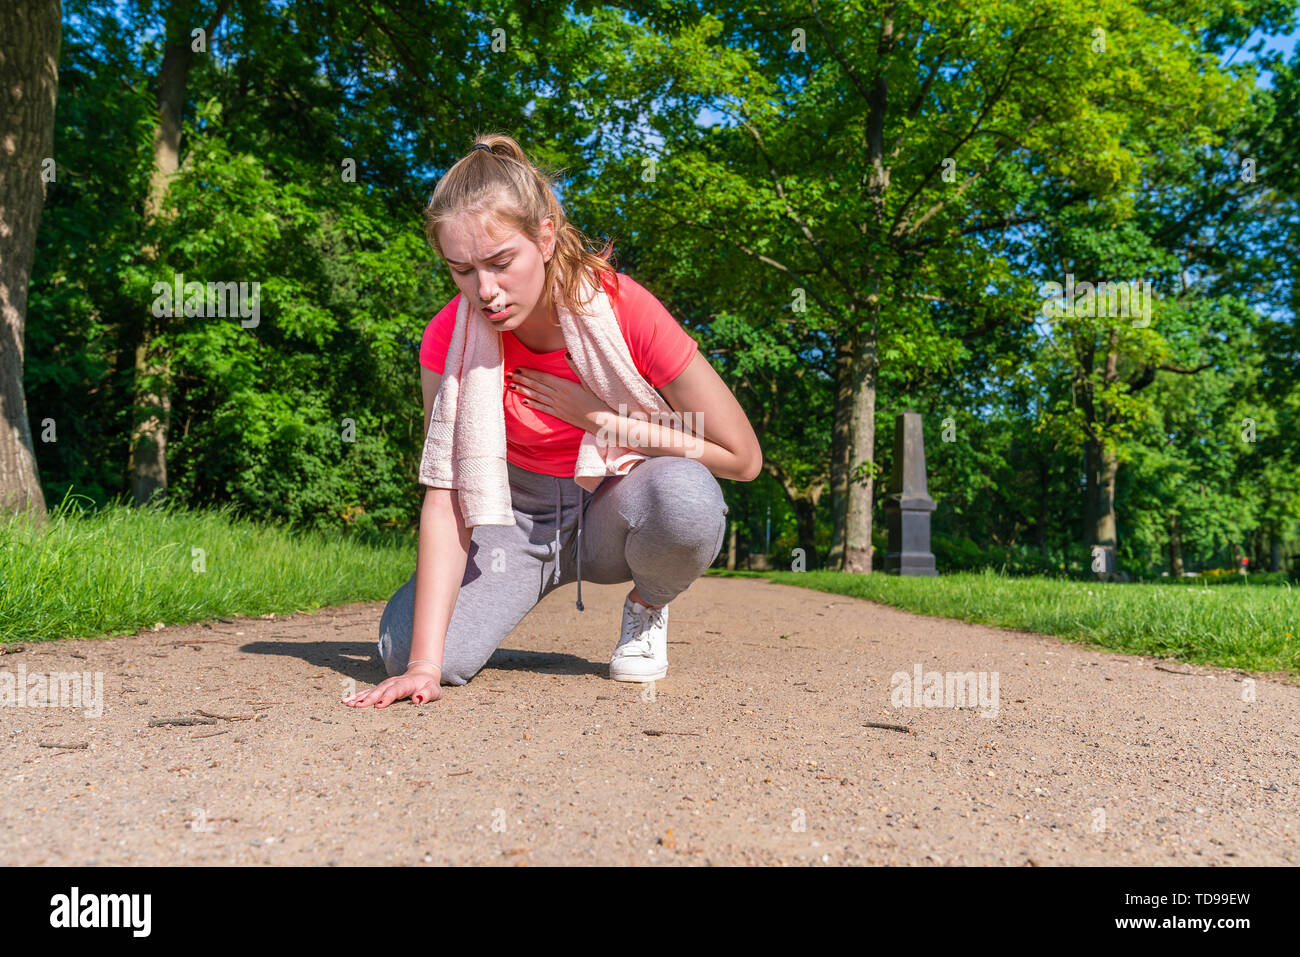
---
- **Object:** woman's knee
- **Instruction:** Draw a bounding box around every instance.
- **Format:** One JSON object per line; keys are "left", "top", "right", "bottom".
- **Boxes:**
{"left": 634, "top": 457, "right": 728, "bottom": 538}
{"left": 437, "top": 648, "right": 477, "bottom": 686}
{"left": 377, "top": 573, "right": 416, "bottom": 676}
{"left": 376, "top": 572, "right": 516, "bottom": 686}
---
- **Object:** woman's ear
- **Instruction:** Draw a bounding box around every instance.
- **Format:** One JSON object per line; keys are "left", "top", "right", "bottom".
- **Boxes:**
{"left": 541, "top": 217, "right": 556, "bottom": 261}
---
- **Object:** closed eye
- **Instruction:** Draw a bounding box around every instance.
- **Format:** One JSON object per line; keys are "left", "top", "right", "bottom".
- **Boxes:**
{"left": 454, "top": 260, "right": 512, "bottom": 275}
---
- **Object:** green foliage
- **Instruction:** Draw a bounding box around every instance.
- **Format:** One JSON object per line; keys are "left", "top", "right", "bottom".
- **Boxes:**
{"left": 0, "top": 489, "right": 416, "bottom": 645}
{"left": 20, "top": 0, "right": 1300, "bottom": 585}
{"left": 930, "top": 532, "right": 1096, "bottom": 578}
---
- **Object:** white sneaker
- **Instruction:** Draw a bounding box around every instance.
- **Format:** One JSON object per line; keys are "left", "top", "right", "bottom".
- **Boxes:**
{"left": 609, "top": 596, "right": 669, "bottom": 682}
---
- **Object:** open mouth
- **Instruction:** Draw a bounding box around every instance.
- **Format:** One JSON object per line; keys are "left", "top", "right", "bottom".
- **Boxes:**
{"left": 482, "top": 304, "right": 512, "bottom": 320}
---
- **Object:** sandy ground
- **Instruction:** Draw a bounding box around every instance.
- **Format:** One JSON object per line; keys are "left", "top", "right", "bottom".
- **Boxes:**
{"left": 2, "top": 575, "right": 1297, "bottom": 866}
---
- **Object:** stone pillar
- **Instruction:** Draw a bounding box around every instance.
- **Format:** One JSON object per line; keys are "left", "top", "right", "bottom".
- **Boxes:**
{"left": 882, "top": 411, "right": 937, "bottom": 576}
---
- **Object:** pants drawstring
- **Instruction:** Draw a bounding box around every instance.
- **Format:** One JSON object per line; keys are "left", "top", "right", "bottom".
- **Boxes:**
{"left": 550, "top": 479, "right": 585, "bottom": 612}
{"left": 551, "top": 481, "right": 562, "bottom": 586}
{"left": 576, "top": 488, "right": 584, "bottom": 611}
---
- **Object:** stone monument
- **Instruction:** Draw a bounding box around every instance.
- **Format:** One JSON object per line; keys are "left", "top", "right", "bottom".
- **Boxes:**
{"left": 882, "top": 411, "right": 937, "bottom": 575}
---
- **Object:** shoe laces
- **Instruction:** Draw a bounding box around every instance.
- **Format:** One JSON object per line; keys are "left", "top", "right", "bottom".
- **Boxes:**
{"left": 620, "top": 602, "right": 665, "bottom": 657}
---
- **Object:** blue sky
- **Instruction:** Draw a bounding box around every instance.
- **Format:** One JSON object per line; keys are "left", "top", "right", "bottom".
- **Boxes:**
{"left": 1238, "top": 24, "right": 1300, "bottom": 86}
{"left": 1251, "top": 23, "right": 1300, "bottom": 56}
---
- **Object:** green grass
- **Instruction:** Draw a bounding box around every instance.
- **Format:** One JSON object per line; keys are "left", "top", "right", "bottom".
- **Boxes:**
{"left": 7, "top": 495, "right": 1297, "bottom": 674}
{"left": 708, "top": 567, "right": 1300, "bottom": 674}
{"left": 1, "top": 493, "right": 416, "bottom": 644}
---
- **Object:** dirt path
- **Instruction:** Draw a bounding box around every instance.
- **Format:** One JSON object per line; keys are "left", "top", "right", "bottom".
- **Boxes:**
{"left": 2, "top": 576, "right": 1296, "bottom": 866}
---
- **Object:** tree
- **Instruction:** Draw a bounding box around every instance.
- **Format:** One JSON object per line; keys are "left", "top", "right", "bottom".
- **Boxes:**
{"left": 128, "top": 0, "right": 233, "bottom": 505}
{"left": 1025, "top": 19, "right": 1295, "bottom": 574}
{"left": 578, "top": 0, "right": 1260, "bottom": 575}
{"left": 28, "top": 0, "right": 603, "bottom": 528}
{"left": 0, "top": 0, "right": 62, "bottom": 522}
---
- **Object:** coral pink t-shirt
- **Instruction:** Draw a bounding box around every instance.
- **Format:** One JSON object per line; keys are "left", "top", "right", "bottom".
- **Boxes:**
{"left": 419, "top": 270, "right": 698, "bottom": 477}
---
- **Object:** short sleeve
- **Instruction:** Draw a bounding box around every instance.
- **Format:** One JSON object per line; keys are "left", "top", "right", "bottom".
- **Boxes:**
{"left": 611, "top": 274, "right": 698, "bottom": 388}
{"left": 419, "top": 295, "right": 461, "bottom": 374}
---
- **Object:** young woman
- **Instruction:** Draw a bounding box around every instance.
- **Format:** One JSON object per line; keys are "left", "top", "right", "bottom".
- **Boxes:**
{"left": 344, "top": 134, "right": 761, "bottom": 709}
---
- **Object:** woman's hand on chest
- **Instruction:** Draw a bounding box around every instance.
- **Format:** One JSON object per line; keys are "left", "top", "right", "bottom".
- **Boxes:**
{"left": 507, "top": 358, "right": 613, "bottom": 433}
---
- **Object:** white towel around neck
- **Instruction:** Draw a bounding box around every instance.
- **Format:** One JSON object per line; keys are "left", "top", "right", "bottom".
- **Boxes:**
{"left": 417, "top": 267, "right": 684, "bottom": 527}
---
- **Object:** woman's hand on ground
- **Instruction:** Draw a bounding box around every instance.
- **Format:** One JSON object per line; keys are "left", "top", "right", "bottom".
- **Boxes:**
{"left": 342, "top": 665, "right": 443, "bottom": 708}
{"left": 509, "top": 360, "right": 611, "bottom": 433}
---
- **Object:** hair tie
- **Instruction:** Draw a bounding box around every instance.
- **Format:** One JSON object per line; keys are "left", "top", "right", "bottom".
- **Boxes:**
{"left": 471, "top": 143, "right": 493, "bottom": 155}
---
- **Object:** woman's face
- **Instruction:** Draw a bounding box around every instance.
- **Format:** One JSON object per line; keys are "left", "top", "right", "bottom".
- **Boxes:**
{"left": 439, "top": 213, "right": 555, "bottom": 331}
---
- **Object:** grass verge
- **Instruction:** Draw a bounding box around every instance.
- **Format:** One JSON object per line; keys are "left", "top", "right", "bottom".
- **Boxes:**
{"left": 708, "top": 567, "right": 1300, "bottom": 674}
{"left": 1, "top": 494, "right": 415, "bottom": 644}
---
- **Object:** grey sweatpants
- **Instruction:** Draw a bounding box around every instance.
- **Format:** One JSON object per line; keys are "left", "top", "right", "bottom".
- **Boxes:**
{"left": 378, "top": 455, "right": 729, "bottom": 685}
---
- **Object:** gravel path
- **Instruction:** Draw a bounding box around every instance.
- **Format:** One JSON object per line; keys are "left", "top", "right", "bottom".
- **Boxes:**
{"left": 3, "top": 576, "right": 1296, "bottom": 865}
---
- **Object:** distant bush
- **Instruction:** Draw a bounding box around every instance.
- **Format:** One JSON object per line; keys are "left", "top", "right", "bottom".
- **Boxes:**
{"left": 931, "top": 532, "right": 1093, "bottom": 578}
{"left": 1159, "top": 568, "right": 1295, "bottom": 586}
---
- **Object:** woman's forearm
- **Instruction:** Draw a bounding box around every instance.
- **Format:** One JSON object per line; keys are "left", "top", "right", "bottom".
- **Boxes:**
{"left": 409, "top": 487, "right": 473, "bottom": 670}
{"left": 593, "top": 410, "right": 749, "bottom": 481}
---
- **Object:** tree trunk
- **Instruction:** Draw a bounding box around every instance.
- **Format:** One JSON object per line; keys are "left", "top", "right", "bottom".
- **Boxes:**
{"left": 1097, "top": 443, "right": 1119, "bottom": 560}
{"left": 0, "top": 0, "right": 61, "bottom": 523}
{"left": 791, "top": 496, "right": 819, "bottom": 569}
{"left": 725, "top": 518, "right": 738, "bottom": 571}
{"left": 1079, "top": 334, "right": 1138, "bottom": 579}
{"left": 826, "top": 336, "right": 854, "bottom": 570}
{"left": 129, "top": 0, "right": 231, "bottom": 505}
{"left": 127, "top": 337, "right": 171, "bottom": 505}
{"left": 130, "top": 15, "right": 192, "bottom": 505}
{"left": 844, "top": 329, "right": 879, "bottom": 574}
{"left": 1168, "top": 512, "right": 1184, "bottom": 577}
{"left": 1083, "top": 434, "right": 1119, "bottom": 573}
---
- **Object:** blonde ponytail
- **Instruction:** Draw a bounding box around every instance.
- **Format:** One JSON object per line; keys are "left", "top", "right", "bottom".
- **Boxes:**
{"left": 424, "top": 132, "right": 617, "bottom": 321}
